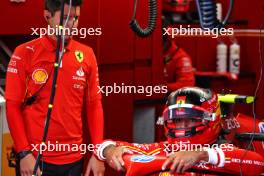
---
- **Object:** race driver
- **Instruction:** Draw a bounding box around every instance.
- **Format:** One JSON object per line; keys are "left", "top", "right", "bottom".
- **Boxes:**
{"left": 95, "top": 87, "right": 264, "bottom": 176}
{"left": 5, "top": 0, "right": 104, "bottom": 176}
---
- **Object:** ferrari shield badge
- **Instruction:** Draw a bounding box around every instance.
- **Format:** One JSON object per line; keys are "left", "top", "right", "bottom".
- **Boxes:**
{"left": 75, "top": 50, "right": 84, "bottom": 63}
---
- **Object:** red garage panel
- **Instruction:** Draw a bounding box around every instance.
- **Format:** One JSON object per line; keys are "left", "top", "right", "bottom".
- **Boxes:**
{"left": 134, "top": 66, "right": 152, "bottom": 100}
{"left": 151, "top": 0, "right": 163, "bottom": 89}
{"left": 0, "top": 1, "right": 45, "bottom": 34}
{"left": 100, "top": 69, "right": 134, "bottom": 141}
{"left": 78, "top": 0, "right": 100, "bottom": 57}
{"left": 98, "top": 0, "right": 134, "bottom": 64}
{"left": 196, "top": 37, "right": 217, "bottom": 71}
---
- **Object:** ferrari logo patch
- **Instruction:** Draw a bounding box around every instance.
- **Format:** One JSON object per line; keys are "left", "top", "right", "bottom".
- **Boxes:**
{"left": 176, "top": 96, "right": 186, "bottom": 105}
{"left": 176, "top": 96, "right": 186, "bottom": 114}
{"left": 32, "top": 69, "right": 48, "bottom": 84}
{"left": 75, "top": 50, "right": 84, "bottom": 63}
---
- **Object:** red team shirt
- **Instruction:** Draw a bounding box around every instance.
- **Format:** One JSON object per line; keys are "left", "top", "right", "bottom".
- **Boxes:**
{"left": 163, "top": 41, "right": 195, "bottom": 91}
{"left": 5, "top": 35, "right": 103, "bottom": 164}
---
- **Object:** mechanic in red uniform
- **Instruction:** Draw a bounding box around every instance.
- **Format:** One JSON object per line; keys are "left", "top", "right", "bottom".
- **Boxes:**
{"left": 5, "top": 0, "right": 104, "bottom": 176}
{"left": 163, "top": 39, "right": 195, "bottom": 92}
{"left": 162, "top": 0, "right": 195, "bottom": 92}
{"left": 95, "top": 87, "right": 264, "bottom": 176}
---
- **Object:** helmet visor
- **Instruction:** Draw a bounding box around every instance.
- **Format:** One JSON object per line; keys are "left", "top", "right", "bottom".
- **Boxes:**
{"left": 163, "top": 104, "right": 216, "bottom": 122}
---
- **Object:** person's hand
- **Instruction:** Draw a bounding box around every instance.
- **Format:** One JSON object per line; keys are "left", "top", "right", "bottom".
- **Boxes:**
{"left": 162, "top": 150, "right": 208, "bottom": 174}
{"left": 20, "top": 153, "right": 41, "bottom": 176}
{"left": 103, "top": 145, "right": 133, "bottom": 171}
{"left": 85, "top": 155, "right": 105, "bottom": 176}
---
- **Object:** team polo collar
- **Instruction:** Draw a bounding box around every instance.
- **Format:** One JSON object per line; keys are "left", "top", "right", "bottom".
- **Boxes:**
{"left": 41, "top": 35, "right": 74, "bottom": 52}
{"left": 163, "top": 41, "right": 179, "bottom": 57}
{"left": 163, "top": 41, "right": 180, "bottom": 64}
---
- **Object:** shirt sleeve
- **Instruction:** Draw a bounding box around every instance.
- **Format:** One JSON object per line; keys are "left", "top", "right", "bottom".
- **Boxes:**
{"left": 198, "top": 145, "right": 264, "bottom": 176}
{"left": 5, "top": 45, "right": 30, "bottom": 152}
{"left": 85, "top": 49, "right": 104, "bottom": 145}
{"left": 86, "top": 49, "right": 102, "bottom": 102}
{"left": 5, "top": 46, "right": 28, "bottom": 102}
{"left": 6, "top": 100, "right": 30, "bottom": 153}
{"left": 219, "top": 145, "right": 264, "bottom": 175}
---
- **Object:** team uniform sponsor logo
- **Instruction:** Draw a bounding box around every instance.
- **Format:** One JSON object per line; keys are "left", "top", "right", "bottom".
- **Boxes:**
{"left": 11, "top": 55, "right": 22, "bottom": 60}
{"left": 32, "top": 69, "right": 48, "bottom": 84}
{"left": 195, "top": 161, "right": 209, "bottom": 169}
{"left": 9, "top": 60, "right": 17, "bottom": 67}
{"left": 124, "top": 145, "right": 161, "bottom": 156}
{"left": 7, "top": 67, "right": 18, "bottom": 73}
{"left": 72, "top": 76, "right": 85, "bottom": 81}
{"left": 7, "top": 59, "right": 18, "bottom": 74}
{"left": 230, "top": 158, "right": 264, "bottom": 166}
{"left": 156, "top": 116, "right": 164, "bottom": 125}
{"left": 76, "top": 67, "right": 84, "bottom": 77}
{"left": 26, "top": 46, "right": 35, "bottom": 52}
{"left": 132, "top": 143, "right": 150, "bottom": 150}
{"left": 72, "top": 67, "right": 86, "bottom": 81}
{"left": 225, "top": 157, "right": 231, "bottom": 164}
{"left": 130, "top": 155, "right": 155, "bottom": 163}
{"left": 225, "top": 118, "right": 240, "bottom": 130}
{"left": 73, "top": 84, "right": 84, "bottom": 90}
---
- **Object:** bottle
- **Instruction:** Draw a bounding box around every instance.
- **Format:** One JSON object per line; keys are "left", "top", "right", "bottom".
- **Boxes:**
{"left": 217, "top": 42, "right": 227, "bottom": 73}
{"left": 216, "top": 3, "right": 222, "bottom": 21}
{"left": 229, "top": 42, "right": 240, "bottom": 75}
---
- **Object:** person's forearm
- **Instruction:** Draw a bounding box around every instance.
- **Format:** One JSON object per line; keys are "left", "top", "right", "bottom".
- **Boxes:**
{"left": 103, "top": 144, "right": 116, "bottom": 158}
{"left": 87, "top": 99, "right": 104, "bottom": 145}
{"left": 6, "top": 100, "right": 30, "bottom": 153}
{"left": 221, "top": 147, "right": 264, "bottom": 175}
{"left": 192, "top": 147, "right": 264, "bottom": 176}
{"left": 198, "top": 150, "right": 209, "bottom": 162}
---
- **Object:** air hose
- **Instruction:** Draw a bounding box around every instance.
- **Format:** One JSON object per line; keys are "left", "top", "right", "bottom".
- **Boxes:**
{"left": 195, "top": 0, "right": 234, "bottom": 29}
{"left": 130, "top": 0, "right": 157, "bottom": 37}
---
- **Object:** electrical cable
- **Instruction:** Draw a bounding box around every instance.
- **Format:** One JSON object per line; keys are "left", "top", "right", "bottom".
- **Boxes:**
{"left": 238, "top": 21, "right": 264, "bottom": 176}
{"left": 32, "top": 0, "right": 71, "bottom": 175}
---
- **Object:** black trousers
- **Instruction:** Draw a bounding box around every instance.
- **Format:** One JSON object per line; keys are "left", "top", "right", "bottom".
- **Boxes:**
{"left": 16, "top": 158, "right": 84, "bottom": 176}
